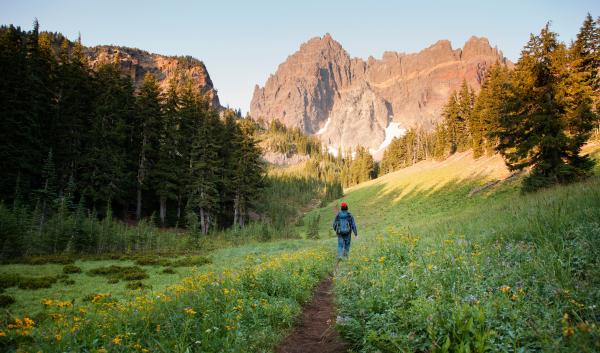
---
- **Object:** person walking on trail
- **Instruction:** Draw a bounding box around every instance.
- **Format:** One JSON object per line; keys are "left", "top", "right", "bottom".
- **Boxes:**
{"left": 332, "top": 202, "right": 358, "bottom": 260}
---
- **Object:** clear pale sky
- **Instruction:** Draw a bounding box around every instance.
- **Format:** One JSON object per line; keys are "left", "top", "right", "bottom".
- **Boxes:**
{"left": 1, "top": 0, "right": 599, "bottom": 113}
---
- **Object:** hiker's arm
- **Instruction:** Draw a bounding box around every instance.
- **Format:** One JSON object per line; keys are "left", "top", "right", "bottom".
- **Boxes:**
{"left": 352, "top": 216, "right": 358, "bottom": 237}
{"left": 332, "top": 215, "right": 338, "bottom": 231}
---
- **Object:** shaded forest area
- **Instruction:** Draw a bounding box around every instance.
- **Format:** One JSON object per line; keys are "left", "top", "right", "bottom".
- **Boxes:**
{"left": 0, "top": 22, "right": 264, "bottom": 257}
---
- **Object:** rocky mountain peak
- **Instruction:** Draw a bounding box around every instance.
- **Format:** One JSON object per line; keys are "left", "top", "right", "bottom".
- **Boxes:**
{"left": 85, "top": 46, "right": 220, "bottom": 107}
{"left": 462, "top": 36, "right": 497, "bottom": 60}
{"left": 251, "top": 34, "right": 510, "bottom": 158}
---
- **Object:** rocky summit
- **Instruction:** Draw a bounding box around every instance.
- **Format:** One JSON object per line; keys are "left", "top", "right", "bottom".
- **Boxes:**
{"left": 250, "top": 34, "right": 510, "bottom": 156}
{"left": 86, "top": 45, "right": 220, "bottom": 107}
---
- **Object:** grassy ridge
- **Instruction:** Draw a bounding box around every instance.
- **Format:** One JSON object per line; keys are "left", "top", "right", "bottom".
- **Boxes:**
{"left": 318, "top": 147, "right": 600, "bottom": 352}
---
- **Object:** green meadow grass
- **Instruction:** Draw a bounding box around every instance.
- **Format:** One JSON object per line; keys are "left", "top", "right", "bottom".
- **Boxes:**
{"left": 318, "top": 147, "right": 600, "bottom": 352}
{"left": 0, "top": 239, "right": 325, "bottom": 319}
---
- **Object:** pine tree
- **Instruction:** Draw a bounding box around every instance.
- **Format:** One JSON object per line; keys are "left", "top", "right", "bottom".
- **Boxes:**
{"left": 572, "top": 14, "right": 599, "bottom": 97}
{"left": 457, "top": 80, "right": 475, "bottom": 151}
{"left": 35, "top": 150, "right": 57, "bottom": 232}
{"left": 571, "top": 13, "right": 600, "bottom": 130}
{"left": 134, "top": 73, "right": 163, "bottom": 220}
{"left": 186, "top": 94, "right": 221, "bottom": 234}
{"left": 494, "top": 23, "right": 597, "bottom": 191}
{"left": 471, "top": 64, "right": 511, "bottom": 157}
{"left": 0, "top": 23, "right": 45, "bottom": 200}
{"left": 441, "top": 93, "right": 460, "bottom": 154}
{"left": 79, "top": 62, "right": 134, "bottom": 213}
{"left": 52, "top": 37, "right": 93, "bottom": 190}
{"left": 230, "top": 120, "right": 265, "bottom": 227}
{"left": 152, "top": 81, "right": 179, "bottom": 226}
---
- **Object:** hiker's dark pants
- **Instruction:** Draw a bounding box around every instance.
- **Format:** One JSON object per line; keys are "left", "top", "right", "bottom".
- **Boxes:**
{"left": 337, "top": 234, "right": 351, "bottom": 258}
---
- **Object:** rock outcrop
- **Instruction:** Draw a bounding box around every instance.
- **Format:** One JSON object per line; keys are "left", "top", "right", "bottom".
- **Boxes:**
{"left": 251, "top": 34, "right": 509, "bottom": 154}
{"left": 85, "top": 46, "right": 220, "bottom": 107}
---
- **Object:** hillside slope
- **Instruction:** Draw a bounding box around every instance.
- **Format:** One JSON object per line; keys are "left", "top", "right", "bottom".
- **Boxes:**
{"left": 303, "top": 145, "right": 600, "bottom": 352}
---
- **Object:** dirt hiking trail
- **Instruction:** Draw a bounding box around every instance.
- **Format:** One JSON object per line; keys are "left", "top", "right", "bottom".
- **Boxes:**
{"left": 275, "top": 276, "right": 349, "bottom": 353}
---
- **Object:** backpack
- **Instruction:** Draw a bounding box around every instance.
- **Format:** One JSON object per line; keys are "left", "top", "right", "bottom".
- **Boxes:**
{"left": 337, "top": 211, "right": 351, "bottom": 235}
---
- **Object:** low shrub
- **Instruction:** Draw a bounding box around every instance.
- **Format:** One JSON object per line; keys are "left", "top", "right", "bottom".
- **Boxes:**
{"left": 0, "top": 273, "right": 21, "bottom": 289}
{"left": 171, "top": 255, "right": 211, "bottom": 267}
{"left": 134, "top": 256, "right": 172, "bottom": 267}
{"left": 0, "top": 273, "right": 60, "bottom": 290}
{"left": 122, "top": 271, "right": 148, "bottom": 281}
{"left": 162, "top": 267, "right": 176, "bottom": 274}
{"left": 125, "top": 281, "right": 148, "bottom": 290}
{"left": 61, "top": 279, "right": 76, "bottom": 285}
{"left": 17, "top": 276, "right": 57, "bottom": 290}
{"left": 0, "top": 294, "right": 15, "bottom": 307}
{"left": 88, "top": 265, "right": 148, "bottom": 281}
{"left": 62, "top": 265, "right": 82, "bottom": 274}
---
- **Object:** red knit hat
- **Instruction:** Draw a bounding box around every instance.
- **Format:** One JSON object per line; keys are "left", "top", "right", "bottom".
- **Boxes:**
{"left": 341, "top": 202, "right": 348, "bottom": 208}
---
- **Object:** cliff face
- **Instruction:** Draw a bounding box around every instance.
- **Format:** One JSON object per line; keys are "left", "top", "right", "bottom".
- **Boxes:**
{"left": 85, "top": 46, "right": 220, "bottom": 107}
{"left": 250, "top": 34, "right": 509, "bottom": 154}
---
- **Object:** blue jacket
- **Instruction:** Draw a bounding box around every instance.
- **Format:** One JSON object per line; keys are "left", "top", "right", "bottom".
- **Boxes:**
{"left": 332, "top": 211, "right": 358, "bottom": 236}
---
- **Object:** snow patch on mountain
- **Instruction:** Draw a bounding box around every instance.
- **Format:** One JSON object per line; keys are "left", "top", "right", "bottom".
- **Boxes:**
{"left": 370, "top": 122, "right": 407, "bottom": 156}
{"left": 315, "top": 117, "right": 331, "bottom": 135}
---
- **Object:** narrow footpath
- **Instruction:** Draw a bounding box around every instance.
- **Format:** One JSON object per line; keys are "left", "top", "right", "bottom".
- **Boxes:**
{"left": 275, "top": 276, "right": 349, "bottom": 353}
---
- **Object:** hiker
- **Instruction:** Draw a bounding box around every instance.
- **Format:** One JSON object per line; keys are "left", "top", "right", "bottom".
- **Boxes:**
{"left": 332, "top": 202, "right": 358, "bottom": 259}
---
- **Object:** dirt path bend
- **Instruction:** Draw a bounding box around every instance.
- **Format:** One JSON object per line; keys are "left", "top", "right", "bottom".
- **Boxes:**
{"left": 276, "top": 276, "right": 349, "bottom": 353}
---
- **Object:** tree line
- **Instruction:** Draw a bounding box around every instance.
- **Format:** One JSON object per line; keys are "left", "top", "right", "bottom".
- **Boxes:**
{"left": 0, "top": 21, "right": 264, "bottom": 242}
{"left": 381, "top": 14, "right": 599, "bottom": 191}
{"left": 257, "top": 119, "right": 376, "bottom": 188}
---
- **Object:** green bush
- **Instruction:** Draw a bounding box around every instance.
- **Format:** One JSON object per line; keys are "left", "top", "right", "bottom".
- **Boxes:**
{"left": 88, "top": 265, "right": 148, "bottom": 281}
{"left": 62, "top": 264, "right": 82, "bottom": 274}
{"left": 0, "top": 273, "right": 21, "bottom": 289}
{"left": 134, "top": 256, "right": 172, "bottom": 267}
{"left": 162, "top": 267, "right": 176, "bottom": 274}
{"left": 122, "top": 271, "right": 149, "bottom": 281}
{"left": 17, "top": 276, "right": 57, "bottom": 290}
{"left": 171, "top": 255, "right": 211, "bottom": 267}
{"left": 0, "top": 294, "right": 15, "bottom": 307}
{"left": 125, "top": 281, "right": 148, "bottom": 290}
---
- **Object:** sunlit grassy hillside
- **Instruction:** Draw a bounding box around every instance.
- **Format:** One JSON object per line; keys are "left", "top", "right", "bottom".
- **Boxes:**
{"left": 304, "top": 144, "right": 600, "bottom": 353}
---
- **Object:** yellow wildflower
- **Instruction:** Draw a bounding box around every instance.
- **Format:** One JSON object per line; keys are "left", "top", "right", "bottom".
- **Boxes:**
{"left": 563, "top": 325, "right": 575, "bottom": 337}
{"left": 96, "top": 348, "right": 108, "bottom": 353}
{"left": 112, "top": 336, "right": 122, "bottom": 345}
{"left": 55, "top": 334, "right": 62, "bottom": 342}
{"left": 184, "top": 308, "right": 197, "bottom": 316}
{"left": 223, "top": 288, "right": 230, "bottom": 295}
{"left": 155, "top": 324, "right": 160, "bottom": 333}
{"left": 0, "top": 331, "right": 5, "bottom": 337}
{"left": 378, "top": 256, "right": 386, "bottom": 263}
{"left": 499, "top": 285, "right": 511, "bottom": 294}
{"left": 23, "top": 317, "right": 35, "bottom": 327}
